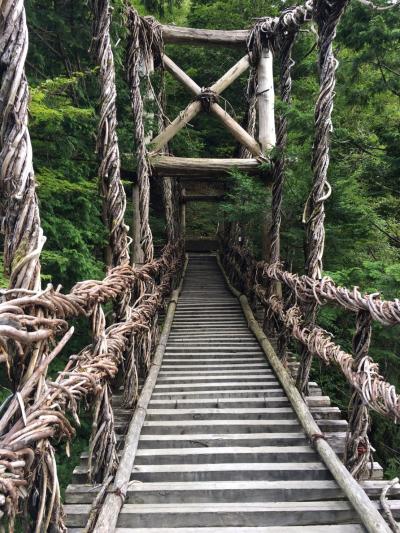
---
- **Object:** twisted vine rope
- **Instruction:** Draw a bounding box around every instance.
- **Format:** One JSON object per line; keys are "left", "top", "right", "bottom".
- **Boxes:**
{"left": 0, "top": 245, "right": 183, "bottom": 528}
{"left": 158, "top": 68, "right": 181, "bottom": 244}
{"left": 345, "top": 310, "right": 373, "bottom": 479}
{"left": 89, "top": 0, "right": 132, "bottom": 490}
{"left": 0, "top": 0, "right": 49, "bottom": 396}
{"left": 91, "top": 0, "right": 130, "bottom": 269}
{"left": 0, "top": 0, "right": 45, "bottom": 292}
{"left": 221, "top": 239, "right": 400, "bottom": 423}
{"left": 297, "top": 0, "right": 349, "bottom": 396}
{"left": 126, "top": 8, "right": 163, "bottom": 263}
{"left": 264, "top": 263, "right": 400, "bottom": 326}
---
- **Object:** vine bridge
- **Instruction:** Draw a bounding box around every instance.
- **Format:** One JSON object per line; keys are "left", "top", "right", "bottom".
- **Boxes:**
{"left": 0, "top": 1, "right": 399, "bottom": 532}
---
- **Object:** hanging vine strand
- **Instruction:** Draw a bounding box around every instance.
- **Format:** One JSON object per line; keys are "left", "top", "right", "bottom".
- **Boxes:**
{"left": 126, "top": 8, "right": 163, "bottom": 263}
{"left": 297, "top": 0, "right": 350, "bottom": 396}
{"left": 91, "top": 0, "right": 130, "bottom": 269}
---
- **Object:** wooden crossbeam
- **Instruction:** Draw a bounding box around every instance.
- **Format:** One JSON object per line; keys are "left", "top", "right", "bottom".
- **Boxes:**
{"left": 150, "top": 54, "right": 261, "bottom": 156}
{"left": 150, "top": 155, "right": 270, "bottom": 180}
{"left": 162, "top": 25, "right": 249, "bottom": 47}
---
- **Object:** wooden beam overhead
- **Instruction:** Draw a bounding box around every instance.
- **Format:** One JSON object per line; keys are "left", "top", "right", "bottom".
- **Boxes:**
{"left": 150, "top": 156, "right": 271, "bottom": 181}
{"left": 161, "top": 25, "right": 249, "bottom": 48}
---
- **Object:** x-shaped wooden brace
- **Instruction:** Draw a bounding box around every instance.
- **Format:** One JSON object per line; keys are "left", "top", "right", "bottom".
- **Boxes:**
{"left": 149, "top": 54, "right": 263, "bottom": 158}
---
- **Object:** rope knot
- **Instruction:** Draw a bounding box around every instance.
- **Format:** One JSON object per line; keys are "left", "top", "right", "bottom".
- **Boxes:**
{"left": 311, "top": 433, "right": 326, "bottom": 445}
{"left": 195, "top": 88, "right": 219, "bottom": 112}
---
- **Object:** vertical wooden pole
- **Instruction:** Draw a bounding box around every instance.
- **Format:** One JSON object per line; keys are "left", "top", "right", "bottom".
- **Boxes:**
{"left": 180, "top": 188, "right": 186, "bottom": 243}
{"left": 258, "top": 46, "right": 276, "bottom": 261}
{"left": 258, "top": 47, "right": 276, "bottom": 153}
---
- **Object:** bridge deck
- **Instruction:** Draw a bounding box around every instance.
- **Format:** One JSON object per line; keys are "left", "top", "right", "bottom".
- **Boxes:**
{"left": 64, "top": 255, "right": 398, "bottom": 531}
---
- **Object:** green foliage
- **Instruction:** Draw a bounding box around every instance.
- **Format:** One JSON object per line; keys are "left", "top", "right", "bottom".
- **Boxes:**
{"left": 142, "top": 0, "right": 183, "bottom": 16}
{"left": 219, "top": 170, "right": 271, "bottom": 254}
{"left": 220, "top": 170, "right": 270, "bottom": 225}
{"left": 29, "top": 76, "right": 106, "bottom": 288}
{"left": 0, "top": 256, "right": 7, "bottom": 288}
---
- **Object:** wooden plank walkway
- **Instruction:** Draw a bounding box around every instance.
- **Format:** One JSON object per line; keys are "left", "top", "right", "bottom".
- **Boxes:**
{"left": 64, "top": 254, "right": 400, "bottom": 531}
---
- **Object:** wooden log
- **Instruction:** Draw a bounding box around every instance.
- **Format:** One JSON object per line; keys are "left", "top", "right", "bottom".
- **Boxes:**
{"left": 93, "top": 256, "right": 189, "bottom": 533}
{"left": 152, "top": 54, "right": 251, "bottom": 154}
{"left": 180, "top": 175, "right": 229, "bottom": 182}
{"left": 149, "top": 100, "right": 202, "bottom": 154}
{"left": 180, "top": 188, "right": 186, "bottom": 241}
{"left": 150, "top": 156, "right": 270, "bottom": 180}
{"left": 163, "top": 54, "right": 199, "bottom": 96}
{"left": 210, "top": 55, "right": 250, "bottom": 94}
{"left": 258, "top": 47, "right": 276, "bottom": 260}
{"left": 211, "top": 103, "right": 262, "bottom": 157}
{"left": 131, "top": 183, "right": 144, "bottom": 264}
{"left": 162, "top": 55, "right": 259, "bottom": 155}
{"left": 163, "top": 53, "right": 250, "bottom": 97}
{"left": 216, "top": 255, "right": 392, "bottom": 533}
{"left": 161, "top": 25, "right": 249, "bottom": 47}
{"left": 258, "top": 47, "right": 276, "bottom": 153}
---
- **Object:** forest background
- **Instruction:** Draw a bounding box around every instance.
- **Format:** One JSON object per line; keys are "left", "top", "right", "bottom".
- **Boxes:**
{"left": 0, "top": 0, "right": 399, "bottom": 493}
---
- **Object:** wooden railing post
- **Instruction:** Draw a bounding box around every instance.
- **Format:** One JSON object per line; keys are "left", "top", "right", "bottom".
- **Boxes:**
{"left": 258, "top": 43, "right": 276, "bottom": 263}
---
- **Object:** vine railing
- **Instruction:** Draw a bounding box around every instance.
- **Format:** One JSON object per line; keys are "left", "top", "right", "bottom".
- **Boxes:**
{"left": 0, "top": 0, "right": 184, "bottom": 530}
{"left": 220, "top": 234, "right": 400, "bottom": 479}
{"left": 1, "top": 0, "right": 399, "bottom": 530}
{"left": 0, "top": 243, "right": 184, "bottom": 529}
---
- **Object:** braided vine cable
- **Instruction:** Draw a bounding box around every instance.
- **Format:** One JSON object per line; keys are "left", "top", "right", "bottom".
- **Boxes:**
{"left": 126, "top": 8, "right": 163, "bottom": 263}
{"left": 345, "top": 310, "right": 373, "bottom": 479}
{"left": 297, "top": 0, "right": 349, "bottom": 395}
{"left": 304, "top": 0, "right": 349, "bottom": 279}
{"left": 0, "top": 0, "right": 45, "bottom": 292}
{"left": 91, "top": 0, "right": 130, "bottom": 269}
{"left": 89, "top": 0, "right": 131, "bottom": 489}
{"left": 158, "top": 69, "right": 181, "bottom": 244}
{"left": 269, "top": 31, "right": 297, "bottom": 264}
{"left": 267, "top": 31, "right": 298, "bottom": 359}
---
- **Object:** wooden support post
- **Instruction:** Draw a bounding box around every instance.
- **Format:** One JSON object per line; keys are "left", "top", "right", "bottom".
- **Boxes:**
{"left": 211, "top": 103, "right": 262, "bottom": 157}
{"left": 180, "top": 188, "right": 186, "bottom": 242}
{"left": 163, "top": 54, "right": 199, "bottom": 95}
{"left": 210, "top": 55, "right": 251, "bottom": 94}
{"left": 258, "top": 47, "right": 276, "bottom": 152}
{"left": 258, "top": 47, "right": 276, "bottom": 260}
{"left": 150, "top": 100, "right": 202, "bottom": 154}
{"left": 183, "top": 194, "right": 224, "bottom": 202}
